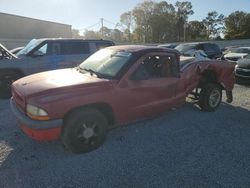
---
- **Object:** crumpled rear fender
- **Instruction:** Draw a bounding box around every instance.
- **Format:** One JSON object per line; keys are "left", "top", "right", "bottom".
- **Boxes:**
{"left": 197, "top": 60, "right": 235, "bottom": 91}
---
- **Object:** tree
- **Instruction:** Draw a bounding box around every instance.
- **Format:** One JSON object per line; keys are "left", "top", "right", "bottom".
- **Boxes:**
{"left": 120, "top": 11, "right": 133, "bottom": 41}
{"left": 203, "top": 11, "right": 224, "bottom": 39}
{"left": 72, "top": 29, "right": 81, "bottom": 38}
{"left": 224, "top": 11, "right": 250, "bottom": 39}
{"left": 132, "top": 0, "right": 155, "bottom": 43}
{"left": 186, "top": 21, "right": 207, "bottom": 41}
{"left": 149, "top": 1, "right": 177, "bottom": 42}
{"left": 175, "top": 1, "right": 194, "bottom": 41}
{"left": 100, "top": 26, "right": 112, "bottom": 39}
{"left": 83, "top": 30, "right": 100, "bottom": 39}
{"left": 110, "top": 29, "right": 123, "bottom": 42}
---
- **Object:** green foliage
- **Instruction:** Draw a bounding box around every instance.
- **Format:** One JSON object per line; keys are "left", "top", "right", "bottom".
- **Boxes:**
{"left": 203, "top": 11, "right": 224, "bottom": 39}
{"left": 120, "top": 11, "right": 133, "bottom": 41}
{"left": 130, "top": 0, "right": 194, "bottom": 43}
{"left": 224, "top": 11, "right": 250, "bottom": 39}
{"left": 132, "top": 0, "right": 155, "bottom": 42}
{"left": 175, "top": 1, "right": 194, "bottom": 41}
{"left": 82, "top": 1, "right": 250, "bottom": 43}
{"left": 149, "top": 1, "right": 177, "bottom": 42}
{"left": 186, "top": 21, "right": 207, "bottom": 41}
{"left": 72, "top": 29, "right": 81, "bottom": 39}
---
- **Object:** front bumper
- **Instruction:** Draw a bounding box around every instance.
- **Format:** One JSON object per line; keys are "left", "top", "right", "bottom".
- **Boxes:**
{"left": 10, "top": 98, "right": 63, "bottom": 141}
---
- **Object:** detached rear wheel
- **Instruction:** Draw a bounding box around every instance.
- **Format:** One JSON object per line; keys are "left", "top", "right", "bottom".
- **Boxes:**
{"left": 0, "top": 72, "right": 21, "bottom": 98}
{"left": 61, "top": 108, "right": 108, "bottom": 154}
{"left": 198, "top": 83, "right": 222, "bottom": 111}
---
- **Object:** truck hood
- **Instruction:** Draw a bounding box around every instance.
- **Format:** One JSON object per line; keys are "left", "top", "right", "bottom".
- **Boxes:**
{"left": 12, "top": 68, "right": 116, "bottom": 97}
{"left": 224, "top": 52, "right": 248, "bottom": 58}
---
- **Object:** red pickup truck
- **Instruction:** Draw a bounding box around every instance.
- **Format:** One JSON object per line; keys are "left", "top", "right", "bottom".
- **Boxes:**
{"left": 10, "top": 45, "right": 235, "bottom": 153}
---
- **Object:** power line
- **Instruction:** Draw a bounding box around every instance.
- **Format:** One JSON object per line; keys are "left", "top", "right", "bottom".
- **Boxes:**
{"left": 79, "top": 21, "right": 101, "bottom": 31}
{"left": 103, "top": 18, "right": 117, "bottom": 26}
{"left": 79, "top": 18, "right": 126, "bottom": 32}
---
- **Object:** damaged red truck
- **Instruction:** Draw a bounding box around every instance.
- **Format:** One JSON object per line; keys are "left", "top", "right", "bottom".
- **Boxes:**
{"left": 10, "top": 45, "right": 235, "bottom": 153}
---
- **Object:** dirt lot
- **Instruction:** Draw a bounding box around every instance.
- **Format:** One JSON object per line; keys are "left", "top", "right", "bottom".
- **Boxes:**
{"left": 0, "top": 84, "right": 250, "bottom": 188}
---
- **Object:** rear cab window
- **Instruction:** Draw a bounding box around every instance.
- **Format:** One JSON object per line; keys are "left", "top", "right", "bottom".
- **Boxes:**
{"left": 132, "top": 53, "right": 179, "bottom": 80}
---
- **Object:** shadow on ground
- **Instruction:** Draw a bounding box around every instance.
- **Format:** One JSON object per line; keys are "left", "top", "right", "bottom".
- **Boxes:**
{"left": 0, "top": 98, "right": 250, "bottom": 188}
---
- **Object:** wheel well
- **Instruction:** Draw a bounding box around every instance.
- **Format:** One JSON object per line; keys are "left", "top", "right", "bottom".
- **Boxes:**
{"left": 63, "top": 103, "right": 115, "bottom": 127}
{"left": 0, "top": 68, "right": 24, "bottom": 77}
{"left": 198, "top": 70, "right": 224, "bottom": 89}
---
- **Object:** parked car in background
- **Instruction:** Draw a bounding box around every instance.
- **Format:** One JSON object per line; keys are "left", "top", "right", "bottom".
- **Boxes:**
{"left": 221, "top": 46, "right": 238, "bottom": 54}
{"left": 235, "top": 54, "right": 250, "bottom": 84}
{"left": 158, "top": 43, "right": 178, "bottom": 49}
{"left": 175, "top": 42, "right": 222, "bottom": 59}
{"left": 223, "top": 47, "right": 250, "bottom": 62}
{"left": 0, "top": 38, "right": 114, "bottom": 98}
{"left": 11, "top": 45, "right": 235, "bottom": 153}
{"left": 10, "top": 46, "right": 24, "bottom": 55}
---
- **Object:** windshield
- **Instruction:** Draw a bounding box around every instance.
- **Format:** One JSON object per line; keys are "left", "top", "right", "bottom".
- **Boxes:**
{"left": 175, "top": 44, "right": 196, "bottom": 53}
{"left": 16, "top": 39, "right": 43, "bottom": 57}
{"left": 79, "top": 48, "right": 132, "bottom": 78}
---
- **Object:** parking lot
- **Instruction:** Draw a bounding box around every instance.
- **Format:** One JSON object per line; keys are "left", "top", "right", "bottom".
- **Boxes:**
{"left": 0, "top": 84, "right": 249, "bottom": 188}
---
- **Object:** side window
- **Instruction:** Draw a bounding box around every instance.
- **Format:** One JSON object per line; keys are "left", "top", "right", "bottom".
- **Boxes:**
{"left": 61, "top": 42, "right": 90, "bottom": 55}
{"left": 214, "top": 44, "right": 221, "bottom": 53}
{"left": 204, "top": 44, "right": 216, "bottom": 53}
{"left": 51, "top": 43, "right": 61, "bottom": 55}
{"left": 133, "top": 55, "right": 175, "bottom": 80}
{"left": 34, "top": 43, "right": 48, "bottom": 56}
{"left": 196, "top": 44, "right": 203, "bottom": 51}
{"left": 96, "top": 42, "right": 113, "bottom": 50}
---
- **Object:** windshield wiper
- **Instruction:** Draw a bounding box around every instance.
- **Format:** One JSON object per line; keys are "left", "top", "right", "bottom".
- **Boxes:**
{"left": 81, "top": 68, "right": 108, "bottom": 78}
{"left": 77, "top": 66, "right": 114, "bottom": 79}
{"left": 83, "top": 68, "right": 100, "bottom": 76}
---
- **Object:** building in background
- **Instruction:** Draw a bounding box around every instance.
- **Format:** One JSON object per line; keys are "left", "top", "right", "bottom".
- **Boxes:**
{"left": 0, "top": 12, "right": 72, "bottom": 49}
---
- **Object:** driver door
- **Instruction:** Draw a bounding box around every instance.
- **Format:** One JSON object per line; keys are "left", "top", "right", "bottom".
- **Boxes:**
{"left": 116, "top": 52, "right": 181, "bottom": 123}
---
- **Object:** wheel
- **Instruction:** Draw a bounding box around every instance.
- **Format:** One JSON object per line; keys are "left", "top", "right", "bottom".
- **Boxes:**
{"left": 0, "top": 72, "right": 21, "bottom": 98}
{"left": 61, "top": 108, "right": 108, "bottom": 154}
{"left": 198, "top": 83, "right": 222, "bottom": 111}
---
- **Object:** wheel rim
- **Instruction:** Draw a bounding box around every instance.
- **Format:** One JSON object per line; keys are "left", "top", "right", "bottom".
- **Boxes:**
{"left": 75, "top": 121, "right": 99, "bottom": 145}
{"left": 209, "top": 89, "right": 221, "bottom": 108}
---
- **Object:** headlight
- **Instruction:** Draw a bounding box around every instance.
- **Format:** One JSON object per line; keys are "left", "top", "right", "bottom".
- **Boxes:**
{"left": 26, "top": 104, "right": 49, "bottom": 120}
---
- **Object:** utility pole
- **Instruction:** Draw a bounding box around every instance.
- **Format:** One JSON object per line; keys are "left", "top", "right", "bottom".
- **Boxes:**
{"left": 101, "top": 18, "right": 104, "bottom": 39}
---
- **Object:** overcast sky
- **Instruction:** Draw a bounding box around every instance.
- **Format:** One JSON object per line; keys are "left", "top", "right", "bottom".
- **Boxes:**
{"left": 0, "top": 0, "right": 249, "bottom": 32}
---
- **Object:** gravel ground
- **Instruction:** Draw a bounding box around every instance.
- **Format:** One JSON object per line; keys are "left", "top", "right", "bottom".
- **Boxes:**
{"left": 0, "top": 84, "right": 250, "bottom": 188}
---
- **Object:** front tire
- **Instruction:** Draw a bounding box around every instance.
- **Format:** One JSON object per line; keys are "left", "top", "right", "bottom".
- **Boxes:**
{"left": 61, "top": 108, "right": 108, "bottom": 154}
{"left": 198, "top": 83, "right": 222, "bottom": 111}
